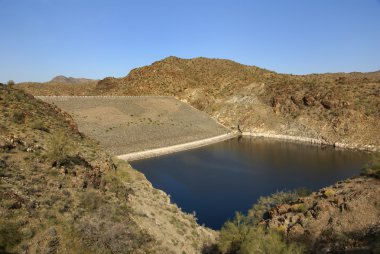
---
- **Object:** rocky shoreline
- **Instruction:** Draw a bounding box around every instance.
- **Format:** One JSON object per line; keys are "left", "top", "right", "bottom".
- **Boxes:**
{"left": 242, "top": 132, "right": 379, "bottom": 152}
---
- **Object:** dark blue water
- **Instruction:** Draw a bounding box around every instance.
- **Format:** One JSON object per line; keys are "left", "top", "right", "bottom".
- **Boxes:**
{"left": 131, "top": 137, "right": 370, "bottom": 229}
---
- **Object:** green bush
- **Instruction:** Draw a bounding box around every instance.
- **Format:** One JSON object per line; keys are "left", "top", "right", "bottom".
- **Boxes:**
{"left": 79, "top": 190, "right": 104, "bottom": 211}
{"left": 216, "top": 190, "right": 307, "bottom": 254}
{"left": 215, "top": 189, "right": 312, "bottom": 253}
{"left": 290, "top": 203, "right": 308, "bottom": 213}
{"left": 361, "top": 154, "right": 380, "bottom": 179}
{"left": 247, "top": 191, "right": 299, "bottom": 223}
{"left": 45, "top": 132, "right": 72, "bottom": 167}
{"left": 12, "top": 110, "right": 25, "bottom": 124}
{"left": 294, "top": 187, "right": 312, "bottom": 197}
{"left": 218, "top": 213, "right": 304, "bottom": 254}
{"left": 0, "top": 220, "right": 23, "bottom": 252}
{"left": 30, "top": 119, "right": 49, "bottom": 132}
{"left": 7, "top": 80, "right": 15, "bottom": 88}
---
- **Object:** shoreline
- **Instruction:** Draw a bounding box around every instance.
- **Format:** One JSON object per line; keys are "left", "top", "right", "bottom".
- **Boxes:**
{"left": 118, "top": 131, "right": 378, "bottom": 162}
{"left": 242, "top": 132, "right": 378, "bottom": 152}
{"left": 117, "top": 132, "right": 238, "bottom": 161}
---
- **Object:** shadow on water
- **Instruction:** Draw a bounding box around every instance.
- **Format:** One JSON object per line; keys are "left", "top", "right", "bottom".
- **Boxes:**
{"left": 131, "top": 137, "right": 371, "bottom": 229}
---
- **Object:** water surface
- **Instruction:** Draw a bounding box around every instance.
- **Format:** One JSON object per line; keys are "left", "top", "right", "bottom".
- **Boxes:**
{"left": 131, "top": 137, "right": 370, "bottom": 229}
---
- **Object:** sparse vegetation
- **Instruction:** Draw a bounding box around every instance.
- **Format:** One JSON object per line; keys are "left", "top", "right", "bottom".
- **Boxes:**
{"left": 361, "top": 154, "right": 380, "bottom": 179}
{"left": 7, "top": 80, "right": 15, "bottom": 88}
{"left": 322, "top": 188, "right": 335, "bottom": 198}
{"left": 12, "top": 110, "right": 25, "bottom": 124}
{"left": 217, "top": 209, "right": 304, "bottom": 253}
{"left": 30, "top": 119, "right": 49, "bottom": 132}
{"left": 0, "top": 220, "right": 23, "bottom": 251}
{"left": 247, "top": 190, "right": 300, "bottom": 223}
{"left": 45, "top": 132, "right": 73, "bottom": 167}
{"left": 214, "top": 191, "right": 306, "bottom": 254}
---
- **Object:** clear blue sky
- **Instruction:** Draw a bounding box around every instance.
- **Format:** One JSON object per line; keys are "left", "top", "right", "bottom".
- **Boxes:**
{"left": 1, "top": 0, "right": 379, "bottom": 83}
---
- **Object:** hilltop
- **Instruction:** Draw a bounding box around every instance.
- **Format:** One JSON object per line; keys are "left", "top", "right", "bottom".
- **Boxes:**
{"left": 49, "top": 75, "right": 96, "bottom": 84}
{"left": 17, "top": 57, "right": 380, "bottom": 151}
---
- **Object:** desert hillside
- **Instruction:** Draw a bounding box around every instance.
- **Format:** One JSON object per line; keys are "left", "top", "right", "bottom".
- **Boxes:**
{"left": 16, "top": 76, "right": 98, "bottom": 96}
{"left": 17, "top": 57, "right": 380, "bottom": 151}
{"left": 0, "top": 86, "right": 215, "bottom": 253}
{"left": 94, "top": 57, "right": 380, "bottom": 151}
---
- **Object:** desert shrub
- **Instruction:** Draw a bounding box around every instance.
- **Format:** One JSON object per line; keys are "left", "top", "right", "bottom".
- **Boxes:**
{"left": 247, "top": 191, "right": 299, "bottom": 223}
{"left": 322, "top": 188, "right": 335, "bottom": 198}
{"left": 30, "top": 119, "right": 49, "bottom": 132}
{"left": 294, "top": 187, "right": 312, "bottom": 197}
{"left": 217, "top": 190, "right": 306, "bottom": 254}
{"left": 7, "top": 80, "right": 15, "bottom": 88}
{"left": 12, "top": 110, "right": 25, "bottom": 124}
{"left": 45, "top": 132, "right": 73, "bottom": 167}
{"left": 218, "top": 213, "right": 304, "bottom": 254}
{"left": 79, "top": 190, "right": 104, "bottom": 211}
{"left": 361, "top": 167, "right": 380, "bottom": 179}
{"left": 290, "top": 203, "right": 308, "bottom": 213}
{"left": 361, "top": 154, "right": 380, "bottom": 179}
{"left": 0, "top": 220, "right": 23, "bottom": 252}
{"left": 0, "top": 124, "right": 8, "bottom": 134}
{"left": 374, "top": 233, "right": 380, "bottom": 253}
{"left": 77, "top": 217, "right": 154, "bottom": 254}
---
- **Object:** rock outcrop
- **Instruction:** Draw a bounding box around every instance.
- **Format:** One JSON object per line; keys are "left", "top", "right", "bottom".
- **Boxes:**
{"left": 266, "top": 176, "right": 380, "bottom": 252}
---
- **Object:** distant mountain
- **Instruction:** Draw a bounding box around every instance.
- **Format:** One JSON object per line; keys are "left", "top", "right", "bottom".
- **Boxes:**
{"left": 16, "top": 76, "right": 98, "bottom": 96}
{"left": 49, "top": 75, "right": 96, "bottom": 84}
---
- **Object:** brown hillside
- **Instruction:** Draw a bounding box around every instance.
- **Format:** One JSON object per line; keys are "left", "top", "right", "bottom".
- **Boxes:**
{"left": 94, "top": 57, "right": 380, "bottom": 151}
{"left": 0, "top": 86, "right": 215, "bottom": 253}
{"left": 16, "top": 81, "right": 97, "bottom": 96}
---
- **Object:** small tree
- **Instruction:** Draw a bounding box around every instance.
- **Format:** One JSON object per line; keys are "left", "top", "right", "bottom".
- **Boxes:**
{"left": 7, "top": 80, "right": 15, "bottom": 88}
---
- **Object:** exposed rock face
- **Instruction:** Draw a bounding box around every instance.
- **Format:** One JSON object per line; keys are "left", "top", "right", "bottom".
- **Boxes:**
{"left": 266, "top": 176, "right": 380, "bottom": 252}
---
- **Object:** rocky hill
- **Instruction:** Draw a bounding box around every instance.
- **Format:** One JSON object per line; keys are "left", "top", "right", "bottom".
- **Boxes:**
{"left": 93, "top": 57, "right": 380, "bottom": 151}
{"left": 49, "top": 75, "right": 96, "bottom": 84}
{"left": 0, "top": 86, "right": 215, "bottom": 253}
{"left": 266, "top": 175, "right": 380, "bottom": 252}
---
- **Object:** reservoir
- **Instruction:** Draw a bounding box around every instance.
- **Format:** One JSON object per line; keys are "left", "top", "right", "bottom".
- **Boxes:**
{"left": 131, "top": 137, "right": 371, "bottom": 229}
